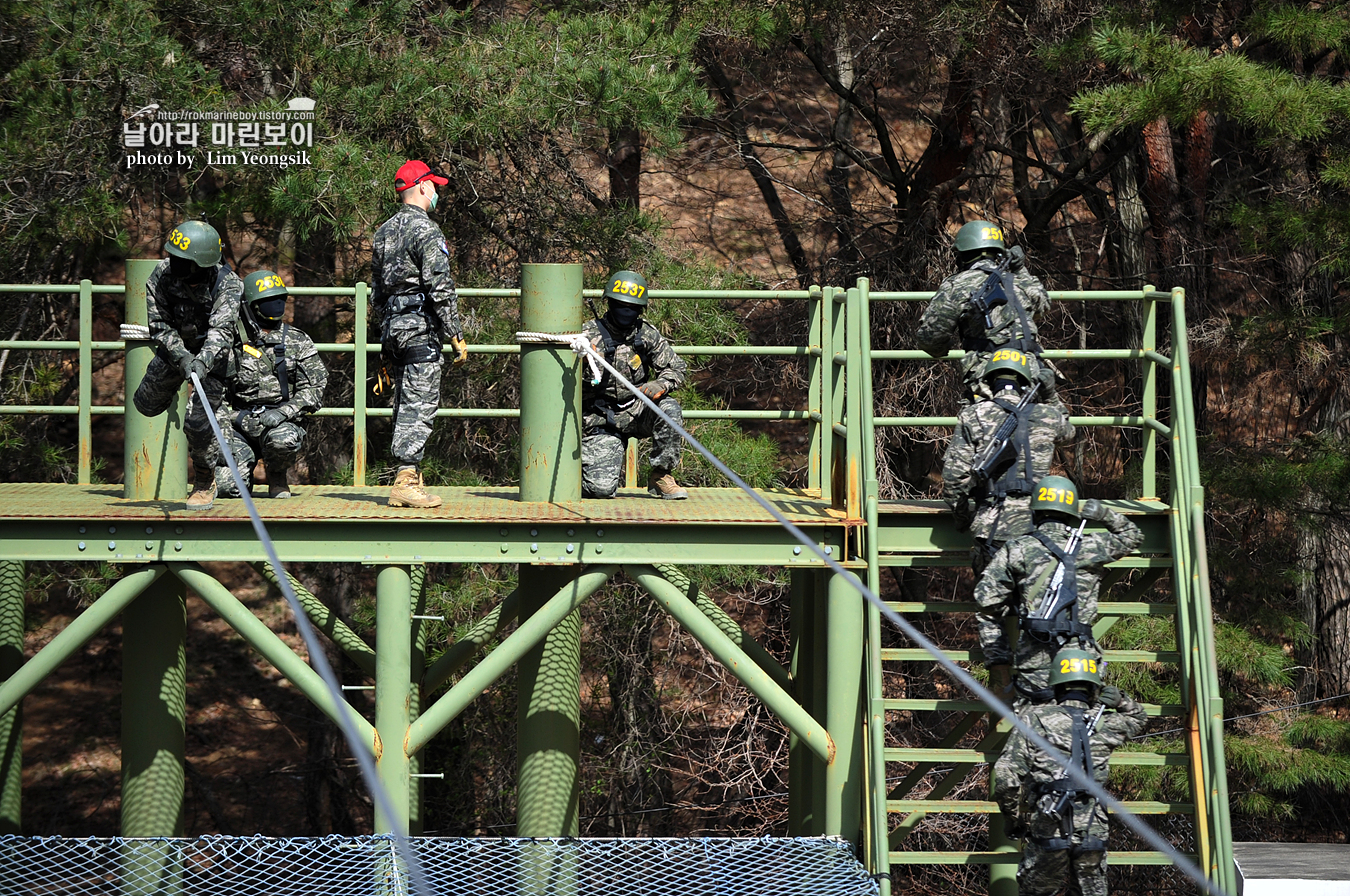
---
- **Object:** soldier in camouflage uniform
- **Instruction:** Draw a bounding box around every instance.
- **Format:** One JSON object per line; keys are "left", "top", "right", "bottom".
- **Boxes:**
{"left": 942, "top": 349, "right": 1075, "bottom": 572}
{"left": 131, "top": 220, "right": 244, "bottom": 510}
{"left": 581, "top": 270, "right": 688, "bottom": 499}
{"left": 993, "top": 649, "right": 1148, "bottom": 896}
{"left": 975, "top": 476, "right": 1143, "bottom": 703}
{"left": 915, "top": 221, "right": 1060, "bottom": 406}
{"left": 371, "top": 160, "right": 469, "bottom": 509}
{"left": 212, "top": 271, "right": 328, "bottom": 500}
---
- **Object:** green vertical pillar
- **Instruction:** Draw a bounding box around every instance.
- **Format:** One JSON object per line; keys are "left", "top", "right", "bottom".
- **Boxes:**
{"left": 375, "top": 564, "right": 413, "bottom": 835}
{"left": 519, "top": 263, "right": 583, "bottom": 502}
{"left": 0, "top": 561, "right": 23, "bottom": 833}
{"left": 825, "top": 570, "right": 863, "bottom": 843}
{"left": 789, "top": 569, "right": 818, "bottom": 834}
{"left": 518, "top": 262, "right": 583, "bottom": 837}
{"left": 121, "top": 572, "right": 186, "bottom": 836}
{"left": 124, "top": 259, "right": 187, "bottom": 501}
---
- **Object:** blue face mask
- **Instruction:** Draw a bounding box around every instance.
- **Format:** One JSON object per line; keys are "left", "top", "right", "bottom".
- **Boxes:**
{"left": 428, "top": 189, "right": 439, "bottom": 211}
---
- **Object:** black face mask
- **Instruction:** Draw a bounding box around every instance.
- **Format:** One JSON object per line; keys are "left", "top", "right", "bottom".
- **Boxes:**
{"left": 254, "top": 297, "right": 286, "bottom": 322}
{"left": 605, "top": 303, "right": 642, "bottom": 331}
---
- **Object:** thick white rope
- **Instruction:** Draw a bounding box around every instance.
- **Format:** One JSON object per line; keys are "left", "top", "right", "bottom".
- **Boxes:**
{"left": 513, "top": 331, "right": 1221, "bottom": 894}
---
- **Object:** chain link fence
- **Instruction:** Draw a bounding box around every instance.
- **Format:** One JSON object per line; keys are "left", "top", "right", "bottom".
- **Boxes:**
{"left": 0, "top": 834, "right": 880, "bottom": 896}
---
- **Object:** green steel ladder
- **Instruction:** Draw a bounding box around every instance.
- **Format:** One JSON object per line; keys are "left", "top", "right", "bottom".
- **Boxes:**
{"left": 840, "top": 283, "right": 1235, "bottom": 894}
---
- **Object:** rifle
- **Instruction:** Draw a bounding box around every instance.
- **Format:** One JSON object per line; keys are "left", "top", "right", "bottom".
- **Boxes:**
{"left": 1047, "top": 703, "right": 1107, "bottom": 818}
{"left": 1030, "top": 518, "right": 1088, "bottom": 623}
{"left": 966, "top": 246, "right": 1026, "bottom": 332}
{"left": 969, "top": 384, "right": 1038, "bottom": 487}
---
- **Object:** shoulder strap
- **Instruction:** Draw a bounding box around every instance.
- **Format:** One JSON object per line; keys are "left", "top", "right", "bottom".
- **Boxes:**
{"left": 1028, "top": 530, "right": 1083, "bottom": 628}
{"left": 999, "top": 269, "right": 1040, "bottom": 354}
{"left": 273, "top": 324, "right": 290, "bottom": 403}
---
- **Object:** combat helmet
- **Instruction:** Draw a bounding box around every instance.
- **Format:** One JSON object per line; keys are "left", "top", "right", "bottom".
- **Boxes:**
{"left": 1031, "top": 475, "right": 1080, "bottom": 519}
{"left": 983, "top": 348, "right": 1033, "bottom": 386}
{"left": 164, "top": 220, "right": 223, "bottom": 268}
{"left": 243, "top": 270, "right": 289, "bottom": 323}
{"left": 603, "top": 270, "right": 649, "bottom": 307}
{"left": 1049, "top": 647, "right": 1102, "bottom": 690}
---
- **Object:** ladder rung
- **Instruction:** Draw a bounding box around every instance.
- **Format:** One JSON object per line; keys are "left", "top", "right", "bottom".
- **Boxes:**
{"left": 880, "top": 648, "right": 1182, "bottom": 664}
{"left": 886, "top": 799, "right": 1192, "bottom": 814}
{"left": 884, "top": 748, "right": 1189, "bottom": 766}
{"left": 887, "top": 850, "right": 1193, "bottom": 866}
{"left": 881, "top": 698, "right": 1184, "bottom": 717}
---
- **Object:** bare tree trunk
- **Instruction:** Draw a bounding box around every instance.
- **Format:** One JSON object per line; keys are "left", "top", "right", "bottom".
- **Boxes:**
{"left": 607, "top": 126, "right": 642, "bottom": 211}
{"left": 1110, "top": 134, "right": 1148, "bottom": 290}
{"left": 702, "top": 53, "right": 813, "bottom": 286}
{"left": 824, "top": 28, "right": 859, "bottom": 280}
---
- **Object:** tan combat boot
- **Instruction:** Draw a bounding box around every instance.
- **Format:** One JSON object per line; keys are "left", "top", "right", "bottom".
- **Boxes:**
{"left": 268, "top": 467, "right": 292, "bottom": 499}
{"left": 647, "top": 469, "right": 688, "bottom": 500}
{"left": 389, "top": 467, "right": 443, "bottom": 508}
{"left": 186, "top": 468, "right": 217, "bottom": 510}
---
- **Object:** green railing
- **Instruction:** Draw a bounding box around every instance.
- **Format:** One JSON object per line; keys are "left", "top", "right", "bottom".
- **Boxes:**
{"left": 0, "top": 280, "right": 826, "bottom": 488}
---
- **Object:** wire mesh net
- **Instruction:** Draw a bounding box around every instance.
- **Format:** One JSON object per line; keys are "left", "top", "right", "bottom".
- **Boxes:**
{"left": 0, "top": 835, "right": 880, "bottom": 896}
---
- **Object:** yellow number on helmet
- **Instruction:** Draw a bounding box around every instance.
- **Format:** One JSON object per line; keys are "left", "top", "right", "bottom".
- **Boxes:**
{"left": 170, "top": 229, "right": 191, "bottom": 249}
{"left": 1060, "top": 659, "right": 1071, "bottom": 674}
{"left": 1087, "top": 659, "right": 1097, "bottom": 673}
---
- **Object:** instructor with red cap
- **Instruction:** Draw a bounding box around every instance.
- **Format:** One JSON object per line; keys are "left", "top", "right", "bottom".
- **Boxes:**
{"left": 370, "top": 160, "right": 469, "bottom": 508}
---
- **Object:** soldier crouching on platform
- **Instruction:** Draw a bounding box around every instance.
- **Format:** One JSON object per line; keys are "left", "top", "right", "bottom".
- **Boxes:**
{"left": 941, "top": 349, "right": 1075, "bottom": 573}
{"left": 993, "top": 651, "right": 1147, "bottom": 896}
{"left": 131, "top": 219, "right": 244, "bottom": 510}
{"left": 974, "top": 476, "right": 1142, "bottom": 705}
{"left": 212, "top": 271, "right": 327, "bottom": 500}
{"left": 371, "top": 159, "right": 469, "bottom": 509}
{"left": 581, "top": 270, "right": 688, "bottom": 500}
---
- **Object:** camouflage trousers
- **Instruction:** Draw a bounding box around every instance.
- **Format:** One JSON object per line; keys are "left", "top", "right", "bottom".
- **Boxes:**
{"left": 131, "top": 351, "right": 225, "bottom": 471}
{"left": 214, "top": 412, "right": 306, "bottom": 497}
{"left": 1017, "top": 839, "right": 1107, "bottom": 896}
{"left": 581, "top": 396, "right": 683, "bottom": 498}
{"left": 384, "top": 318, "right": 444, "bottom": 468}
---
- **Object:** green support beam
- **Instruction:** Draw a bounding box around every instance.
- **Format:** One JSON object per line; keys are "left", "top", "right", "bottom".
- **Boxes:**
{"left": 123, "top": 258, "right": 186, "bottom": 502}
{"left": 629, "top": 565, "right": 833, "bottom": 765}
{"left": 422, "top": 588, "right": 521, "bottom": 694}
{"left": 0, "top": 561, "right": 23, "bottom": 833}
{"left": 253, "top": 562, "right": 376, "bottom": 676}
{"left": 825, "top": 569, "right": 863, "bottom": 843}
{"left": 407, "top": 567, "right": 616, "bottom": 757}
{"left": 375, "top": 565, "right": 413, "bottom": 835}
{"left": 121, "top": 570, "right": 186, "bottom": 837}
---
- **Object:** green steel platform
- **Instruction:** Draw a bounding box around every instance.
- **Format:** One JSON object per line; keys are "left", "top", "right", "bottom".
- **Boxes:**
{"left": 0, "top": 268, "right": 1235, "bottom": 894}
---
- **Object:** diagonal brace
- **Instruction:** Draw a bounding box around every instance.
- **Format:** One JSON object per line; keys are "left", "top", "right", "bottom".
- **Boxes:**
{"left": 0, "top": 565, "right": 164, "bottom": 719}
{"left": 406, "top": 565, "right": 616, "bottom": 757}
{"left": 627, "top": 564, "right": 835, "bottom": 765}
{"left": 252, "top": 562, "right": 376, "bottom": 677}
{"left": 172, "top": 563, "right": 374, "bottom": 751}
{"left": 422, "top": 587, "right": 522, "bottom": 694}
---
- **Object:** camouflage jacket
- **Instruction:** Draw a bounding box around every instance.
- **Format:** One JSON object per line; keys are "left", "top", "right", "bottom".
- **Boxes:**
{"left": 975, "top": 513, "right": 1144, "bottom": 683}
{"left": 223, "top": 320, "right": 328, "bottom": 420}
{"left": 370, "top": 204, "right": 462, "bottom": 340}
{"left": 993, "top": 694, "right": 1147, "bottom": 842}
{"left": 915, "top": 259, "right": 1052, "bottom": 391}
{"left": 942, "top": 389, "right": 1075, "bottom": 543}
{"left": 145, "top": 258, "right": 244, "bottom": 372}
{"left": 580, "top": 317, "right": 686, "bottom": 432}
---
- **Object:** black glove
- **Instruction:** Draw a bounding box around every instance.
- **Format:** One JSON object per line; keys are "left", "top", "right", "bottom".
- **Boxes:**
{"left": 259, "top": 408, "right": 288, "bottom": 429}
{"left": 1002, "top": 814, "right": 1025, "bottom": 839}
{"left": 1098, "top": 685, "right": 1123, "bottom": 708}
{"left": 188, "top": 357, "right": 210, "bottom": 383}
{"left": 238, "top": 411, "right": 265, "bottom": 439}
{"left": 1080, "top": 498, "right": 1108, "bottom": 521}
{"left": 639, "top": 382, "right": 667, "bottom": 401}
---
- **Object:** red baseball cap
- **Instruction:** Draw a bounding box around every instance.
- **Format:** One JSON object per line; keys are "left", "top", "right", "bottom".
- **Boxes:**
{"left": 394, "top": 160, "right": 449, "bottom": 192}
